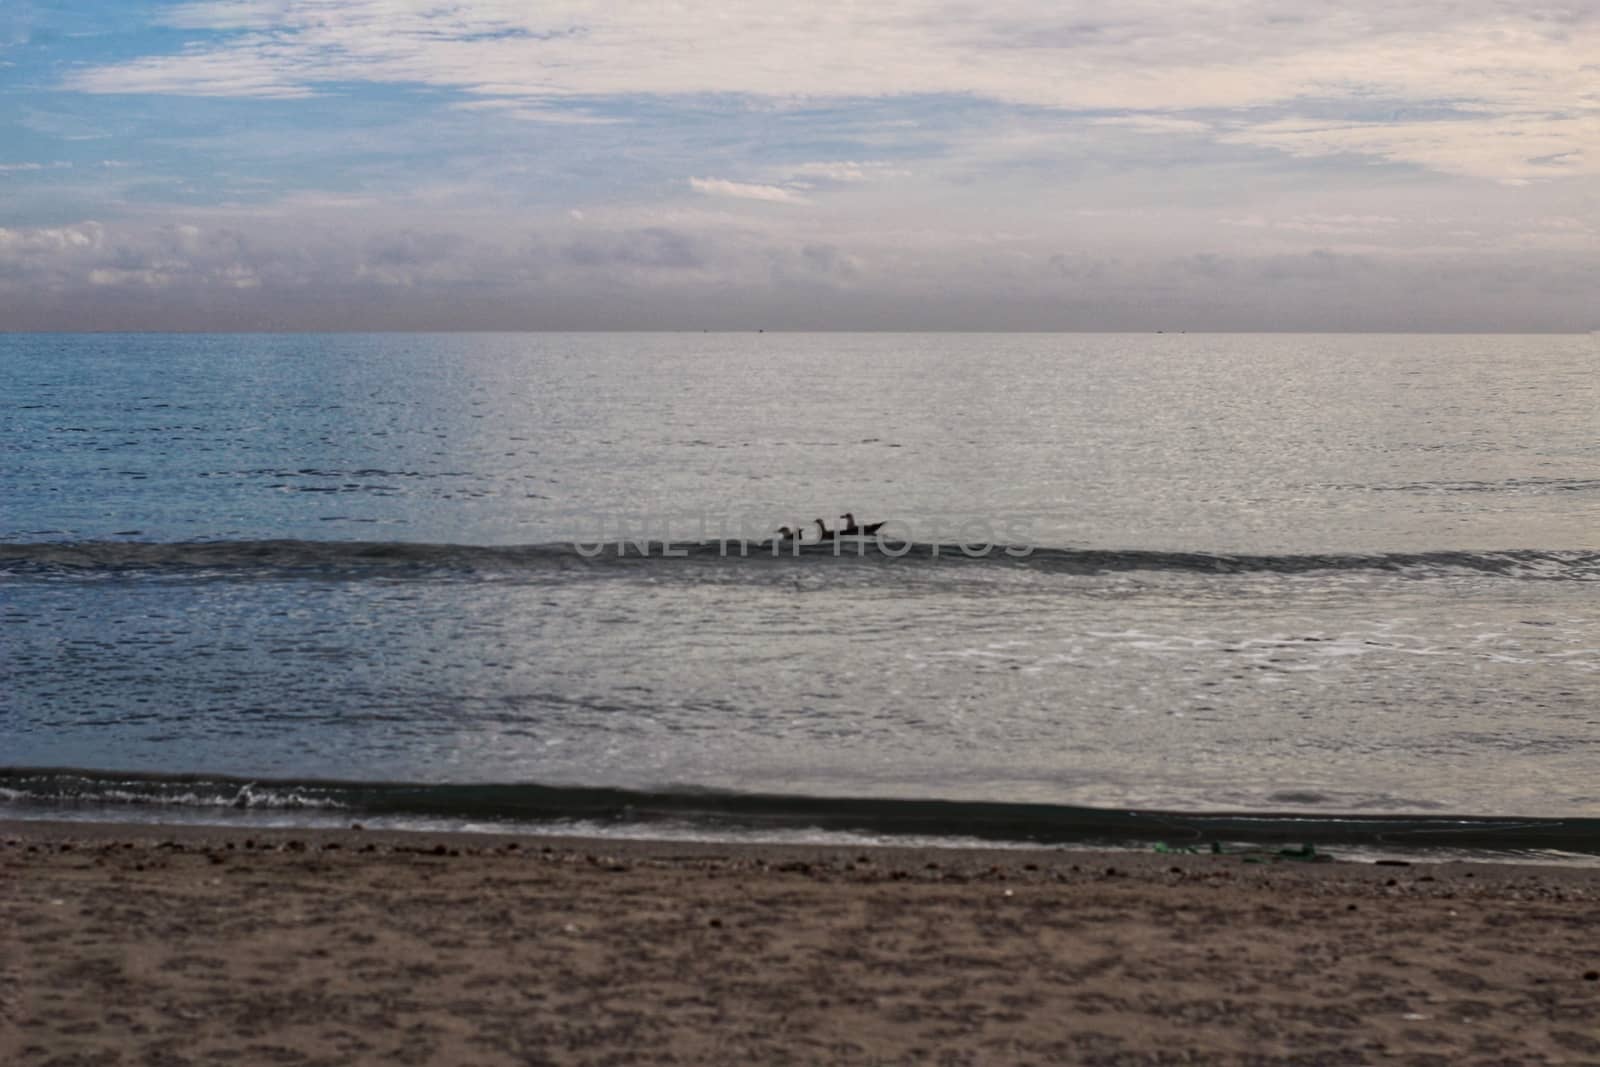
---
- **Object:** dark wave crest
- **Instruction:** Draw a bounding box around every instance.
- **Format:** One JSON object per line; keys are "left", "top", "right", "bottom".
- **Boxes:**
{"left": 3, "top": 539, "right": 1598, "bottom": 581}
{"left": 3, "top": 768, "right": 1598, "bottom": 855}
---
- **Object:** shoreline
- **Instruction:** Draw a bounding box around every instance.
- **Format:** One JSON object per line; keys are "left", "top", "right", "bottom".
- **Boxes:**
{"left": 5, "top": 814, "right": 1600, "bottom": 873}
{"left": 6, "top": 820, "right": 1599, "bottom": 1065}
{"left": 8, "top": 766, "right": 1600, "bottom": 863}
{"left": 10, "top": 815, "right": 1600, "bottom": 887}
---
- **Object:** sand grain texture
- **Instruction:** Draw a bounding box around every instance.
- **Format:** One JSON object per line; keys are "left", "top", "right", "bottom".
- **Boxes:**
{"left": 3, "top": 824, "right": 1599, "bottom": 1066}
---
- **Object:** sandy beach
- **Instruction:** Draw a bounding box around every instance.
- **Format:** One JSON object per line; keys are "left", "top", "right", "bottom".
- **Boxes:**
{"left": 3, "top": 821, "right": 1598, "bottom": 1066}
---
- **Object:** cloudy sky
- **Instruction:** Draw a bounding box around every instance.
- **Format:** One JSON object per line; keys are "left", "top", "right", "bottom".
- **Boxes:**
{"left": 1, "top": 1, "right": 1595, "bottom": 330}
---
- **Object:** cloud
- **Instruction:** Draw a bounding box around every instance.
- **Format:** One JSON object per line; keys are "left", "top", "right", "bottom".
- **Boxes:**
{"left": 56, "top": 2, "right": 1600, "bottom": 182}
{"left": 689, "top": 177, "right": 809, "bottom": 205}
{"left": 8, "top": 2, "right": 1597, "bottom": 328}
{"left": 1221, "top": 113, "right": 1600, "bottom": 181}
{"left": 2, "top": 212, "right": 1593, "bottom": 332}
{"left": 1089, "top": 116, "right": 1212, "bottom": 136}
{"left": 450, "top": 99, "right": 625, "bottom": 125}
{"left": 0, "top": 221, "right": 105, "bottom": 256}
{"left": 0, "top": 161, "right": 72, "bottom": 173}
{"left": 788, "top": 161, "right": 911, "bottom": 183}
{"left": 562, "top": 227, "right": 705, "bottom": 270}
{"left": 1221, "top": 213, "right": 1401, "bottom": 235}
{"left": 0, "top": 215, "right": 715, "bottom": 296}
{"left": 71, "top": 36, "right": 323, "bottom": 99}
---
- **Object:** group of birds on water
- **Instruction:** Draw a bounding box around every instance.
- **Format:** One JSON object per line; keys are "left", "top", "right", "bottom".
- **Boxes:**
{"left": 774, "top": 512, "right": 886, "bottom": 544}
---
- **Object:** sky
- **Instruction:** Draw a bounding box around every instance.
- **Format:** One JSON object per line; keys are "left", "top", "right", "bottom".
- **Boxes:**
{"left": 1, "top": 0, "right": 1596, "bottom": 330}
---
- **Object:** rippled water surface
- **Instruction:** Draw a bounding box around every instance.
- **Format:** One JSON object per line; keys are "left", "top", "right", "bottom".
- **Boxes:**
{"left": 3, "top": 333, "right": 1598, "bottom": 835}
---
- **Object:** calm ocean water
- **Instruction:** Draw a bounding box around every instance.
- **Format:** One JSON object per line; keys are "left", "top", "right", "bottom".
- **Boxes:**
{"left": 3, "top": 333, "right": 1598, "bottom": 855}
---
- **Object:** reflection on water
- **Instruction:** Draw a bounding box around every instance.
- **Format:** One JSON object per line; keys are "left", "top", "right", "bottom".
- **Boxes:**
{"left": 6, "top": 332, "right": 1599, "bottom": 550}
{"left": 3, "top": 332, "right": 1598, "bottom": 824}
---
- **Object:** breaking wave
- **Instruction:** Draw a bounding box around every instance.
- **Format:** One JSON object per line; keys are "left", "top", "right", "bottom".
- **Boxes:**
{"left": 4, "top": 768, "right": 1598, "bottom": 856}
{"left": 4, "top": 539, "right": 1598, "bottom": 582}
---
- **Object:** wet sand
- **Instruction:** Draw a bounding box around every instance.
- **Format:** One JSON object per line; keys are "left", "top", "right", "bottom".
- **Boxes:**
{"left": 3, "top": 820, "right": 1598, "bottom": 1065}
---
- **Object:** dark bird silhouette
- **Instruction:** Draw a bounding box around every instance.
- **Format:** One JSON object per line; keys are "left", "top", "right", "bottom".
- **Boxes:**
{"left": 840, "top": 512, "right": 885, "bottom": 535}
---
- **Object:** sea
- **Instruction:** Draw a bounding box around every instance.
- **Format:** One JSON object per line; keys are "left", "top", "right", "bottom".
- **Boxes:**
{"left": 3, "top": 332, "right": 1598, "bottom": 862}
